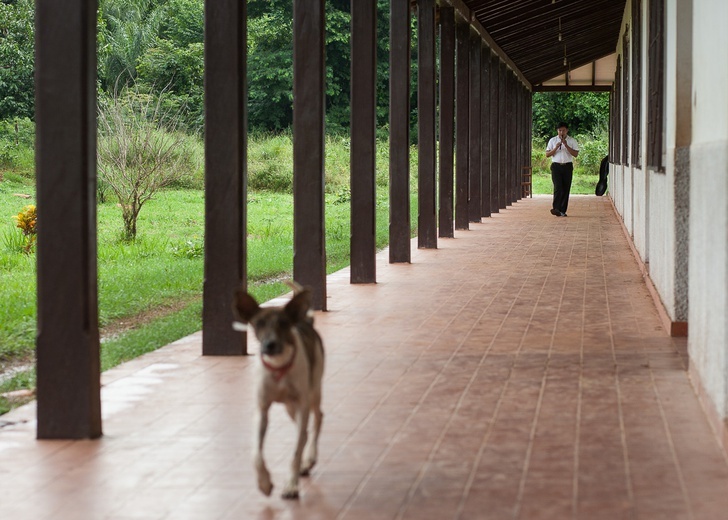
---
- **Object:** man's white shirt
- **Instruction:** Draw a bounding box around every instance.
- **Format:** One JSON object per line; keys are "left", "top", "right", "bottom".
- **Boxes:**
{"left": 546, "top": 135, "right": 579, "bottom": 163}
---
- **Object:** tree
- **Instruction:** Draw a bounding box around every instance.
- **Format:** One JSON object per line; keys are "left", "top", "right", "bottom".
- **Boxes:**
{"left": 246, "top": 0, "right": 403, "bottom": 134}
{"left": 0, "top": 0, "right": 34, "bottom": 120}
{"left": 97, "top": 0, "right": 167, "bottom": 90}
{"left": 247, "top": 0, "right": 295, "bottom": 132}
{"left": 532, "top": 92, "right": 609, "bottom": 140}
{"left": 158, "top": 0, "right": 203, "bottom": 48}
{"left": 97, "top": 88, "right": 196, "bottom": 240}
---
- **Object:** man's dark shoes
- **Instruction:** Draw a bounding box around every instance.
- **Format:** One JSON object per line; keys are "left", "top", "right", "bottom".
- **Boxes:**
{"left": 550, "top": 209, "right": 561, "bottom": 216}
{"left": 560, "top": 212, "right": 567, "bottom": 217}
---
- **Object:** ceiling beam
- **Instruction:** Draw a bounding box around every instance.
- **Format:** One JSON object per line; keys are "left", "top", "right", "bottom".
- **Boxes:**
{"left": 440, "top": 0, "right": 532, "bottom": 90}
{"left": 533, "top": 85, "right": 613, "bottom": 92}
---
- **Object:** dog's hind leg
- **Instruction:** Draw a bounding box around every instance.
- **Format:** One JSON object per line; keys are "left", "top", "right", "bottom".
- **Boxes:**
{"left": 301, "top": 402, "right": 323, "bottom": 476}
{"left": 253, "top": 406, "right": 273, "bottom": 496}
{"left": 282, "top": 405, "right": 310, "bottom": 499}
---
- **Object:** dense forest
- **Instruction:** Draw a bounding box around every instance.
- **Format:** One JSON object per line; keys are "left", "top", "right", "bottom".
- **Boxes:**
{"left": 1, "top": 0, "right": 607, "bottom": 140}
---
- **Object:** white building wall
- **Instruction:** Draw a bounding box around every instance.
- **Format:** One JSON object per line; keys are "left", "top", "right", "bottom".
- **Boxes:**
{"left": 632, "top": 166, "right": 647, "bottom": 258}
{"left": 648, "top": 169, "right": 671, "bottom": 304}
{"left": 612, "top": 164, "right": 622, "bottom": 215}
{"left": 623, "top": 165, "right": 634, "bottom": 235}
{"left": 611, "top": 0, "right": 693, "bottom": 326}
{"left": 690, "top": 0, "right": 728, "bottom": 418}
{"left": 647, "top": 0, "right": 690, "bottom": 324}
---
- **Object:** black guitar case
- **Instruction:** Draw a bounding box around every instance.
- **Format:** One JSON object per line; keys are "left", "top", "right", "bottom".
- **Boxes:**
{"left": 595, "top": 155, "right": 609, "bottom": 196}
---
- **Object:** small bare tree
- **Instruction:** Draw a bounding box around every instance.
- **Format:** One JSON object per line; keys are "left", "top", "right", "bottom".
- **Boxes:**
{"left": 97, "top": 89, "right": 193, "bottom": 240}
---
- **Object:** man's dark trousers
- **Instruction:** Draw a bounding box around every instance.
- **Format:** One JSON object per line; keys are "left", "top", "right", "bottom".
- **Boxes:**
{"left": 551, "top": 162, "right": 573, "bottom": 214}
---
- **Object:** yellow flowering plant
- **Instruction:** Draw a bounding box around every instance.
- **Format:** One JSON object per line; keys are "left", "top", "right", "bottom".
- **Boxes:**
{"left": 12, "top": 204, "right": 37, "bottom": 253}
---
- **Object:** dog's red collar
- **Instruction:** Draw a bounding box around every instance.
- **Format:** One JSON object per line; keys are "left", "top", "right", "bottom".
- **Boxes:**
{"left": 261, "top": 347, "right": 296, "bottom": 382}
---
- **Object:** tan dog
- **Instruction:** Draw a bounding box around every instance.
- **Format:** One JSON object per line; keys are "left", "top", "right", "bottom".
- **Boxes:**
{"left": 233, "top": 285, "right": 324, "bottom": 499}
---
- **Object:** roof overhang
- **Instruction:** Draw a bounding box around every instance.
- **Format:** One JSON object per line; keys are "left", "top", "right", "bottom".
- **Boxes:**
{"left": 441, "top": 0, "right": 625, "bottom": 92}
{"left": 534, "top": 53, "right": 616, "bottom": 92}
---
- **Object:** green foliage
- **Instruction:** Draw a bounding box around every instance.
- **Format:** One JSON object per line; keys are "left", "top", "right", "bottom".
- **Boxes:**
{"left": 247, "top": 0, "right": 402, "bottom": 134}
{"left": 248, "top": 133, "right": 294, "bottom": 192}
{"left": 247, "top": 133, "right": 397, "bottom": 194}
{"left": 532, "top": 92, "right": 609, "bottom": 140}
{"left": 0, "top": 118, "right": 34, "bottom": 175}
{"left": 573, "top": 131, "right": 609, "bottom": 174}
{"left": 322, "top": 4, "right": 350, "bottom": 133}
{"left": 136, "top": 40, "right": 204, "bottom": 132}
{"left": 137, "top": 39, "right": 203, "bottom": 95}
{"left": 98, "top": 0, "right": 167, "bottom": 90}
{"left": 0, "top": 0, "right": 34, "bottom": 120}
{"left": 2, "top": 226, "right": 25, "bottom": 254}
{"left": 158, "top": 0, "right": 203, "bottom": 48}
{"left": 97, "top": 88, "right": 199, "bottom": 240}
{"left": 247, "top": 0, "right": 294, "bottom": 132}
{"left": 2, "top": 0, "right": 417, "bottom": 135}
{"left": 171, "top": 238, "right": 203, "bottom": 259}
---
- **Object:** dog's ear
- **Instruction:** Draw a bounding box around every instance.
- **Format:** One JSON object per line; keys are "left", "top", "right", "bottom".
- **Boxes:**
{"left": 284, "top": 288, "right": 312, "bottom": 324}
{"left": 233, "top": 288, "right": 260, "bottom": 323}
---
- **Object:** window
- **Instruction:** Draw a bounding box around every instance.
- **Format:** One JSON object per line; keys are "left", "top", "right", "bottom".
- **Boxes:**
{"left": 631, "top": 0, "right": 642, "bottom": 168}
{"left": 622, "top": 30, "right": 630, "bottom": 166}
{"left": 614, "top": 56, "right": 622, "bottom": 165}
{"left": 647, "top": 0, "right": 665, "bottom": 172}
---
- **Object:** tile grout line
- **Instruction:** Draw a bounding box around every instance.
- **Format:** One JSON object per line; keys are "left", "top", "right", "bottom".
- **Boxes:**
{"left": 453, "top": 211, "right": 572, "bottom": 520}
{"left": 313, "top": 280, "right": 478, "bottom": 474}
{"left": 571, "top": 217, "right": 606, "bottom": 520}
{"left": 338, "top": 212, "right": 544, "bottom": 518}
{"left": 334, "top": 256, "right": 522, "bottom": 520}
{"left": 571, "top": 219, "right": 592, "bottom": 520}
{"left": 392, "top": 282, "right": 532, "bottom": 520}
{"left": 512, "top": 210, "right": 579, "bottom": 519}
{"left": 648, "top": 366, "right": 696, "bottom": 520}
{"left": 601, "top": 214, "right": 636, "bottom": 520}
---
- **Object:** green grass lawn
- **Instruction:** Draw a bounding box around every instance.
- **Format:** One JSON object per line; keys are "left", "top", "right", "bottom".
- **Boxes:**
{"left": 0, "top": 174, "right": 417, "bottom": 414}
{"left": 532, "top": 168, "right": 602, "bottom": 195}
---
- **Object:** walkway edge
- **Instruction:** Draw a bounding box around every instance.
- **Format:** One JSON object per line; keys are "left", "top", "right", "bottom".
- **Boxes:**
{"left": 608, "top": 196, "right": 688, "bottom": 337}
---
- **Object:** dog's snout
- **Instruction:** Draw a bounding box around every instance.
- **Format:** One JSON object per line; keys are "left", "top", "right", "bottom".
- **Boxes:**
{"left": 261, "top": 339, "right": 281, "bottom": 355}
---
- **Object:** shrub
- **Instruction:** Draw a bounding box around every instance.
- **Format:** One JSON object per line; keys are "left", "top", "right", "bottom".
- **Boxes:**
{"left": 248, "top": 133, "right": 294, "bottom": 192}
{"left": 10, "top": 204, "right": 36, "bottom": 254}
{"left": 97, "top": 89, "right": 196, "bottom": 240}
{"left": 0, "top": 118, "right": 35, "bottom": 174}
{"left": 573, "top": 131, "right": 608, "bottom": 175}
{"left": 247, "top": 133, "right": 385, "bottom": 195}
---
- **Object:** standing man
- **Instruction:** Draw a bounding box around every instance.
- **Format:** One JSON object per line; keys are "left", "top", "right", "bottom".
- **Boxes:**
{"left": 545, "top": 122, "right": 579, "bottom": 217}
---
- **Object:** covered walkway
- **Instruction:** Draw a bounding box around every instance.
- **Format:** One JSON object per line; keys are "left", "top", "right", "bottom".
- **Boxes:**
{"left": 2, "top": 196, "right": 728, "bottom": 519}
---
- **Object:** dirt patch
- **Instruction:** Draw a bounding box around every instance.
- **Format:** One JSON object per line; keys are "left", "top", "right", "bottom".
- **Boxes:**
{"left": 100, "top": 296, "right": 200, "bottom": 342}
{"left": 0, "top": 358, "right": 34, "bottom": 385}
{"left": 0, "top": 297, "right": 199, "bottom": 381}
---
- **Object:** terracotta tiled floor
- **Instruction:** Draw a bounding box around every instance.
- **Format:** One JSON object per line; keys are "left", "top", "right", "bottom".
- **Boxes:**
{"left": 2, "top": 195, "right": 728, "bottom": 519}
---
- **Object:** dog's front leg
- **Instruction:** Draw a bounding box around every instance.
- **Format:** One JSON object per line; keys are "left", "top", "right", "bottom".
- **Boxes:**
{"left": 253, "top": 405, "right": 273, "bottom": 496}
{"left": 302, "top": 404, "right": 323, "bottom": 476}
{"left": 282, "top": 404, "right": 310, "bottom": 499}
